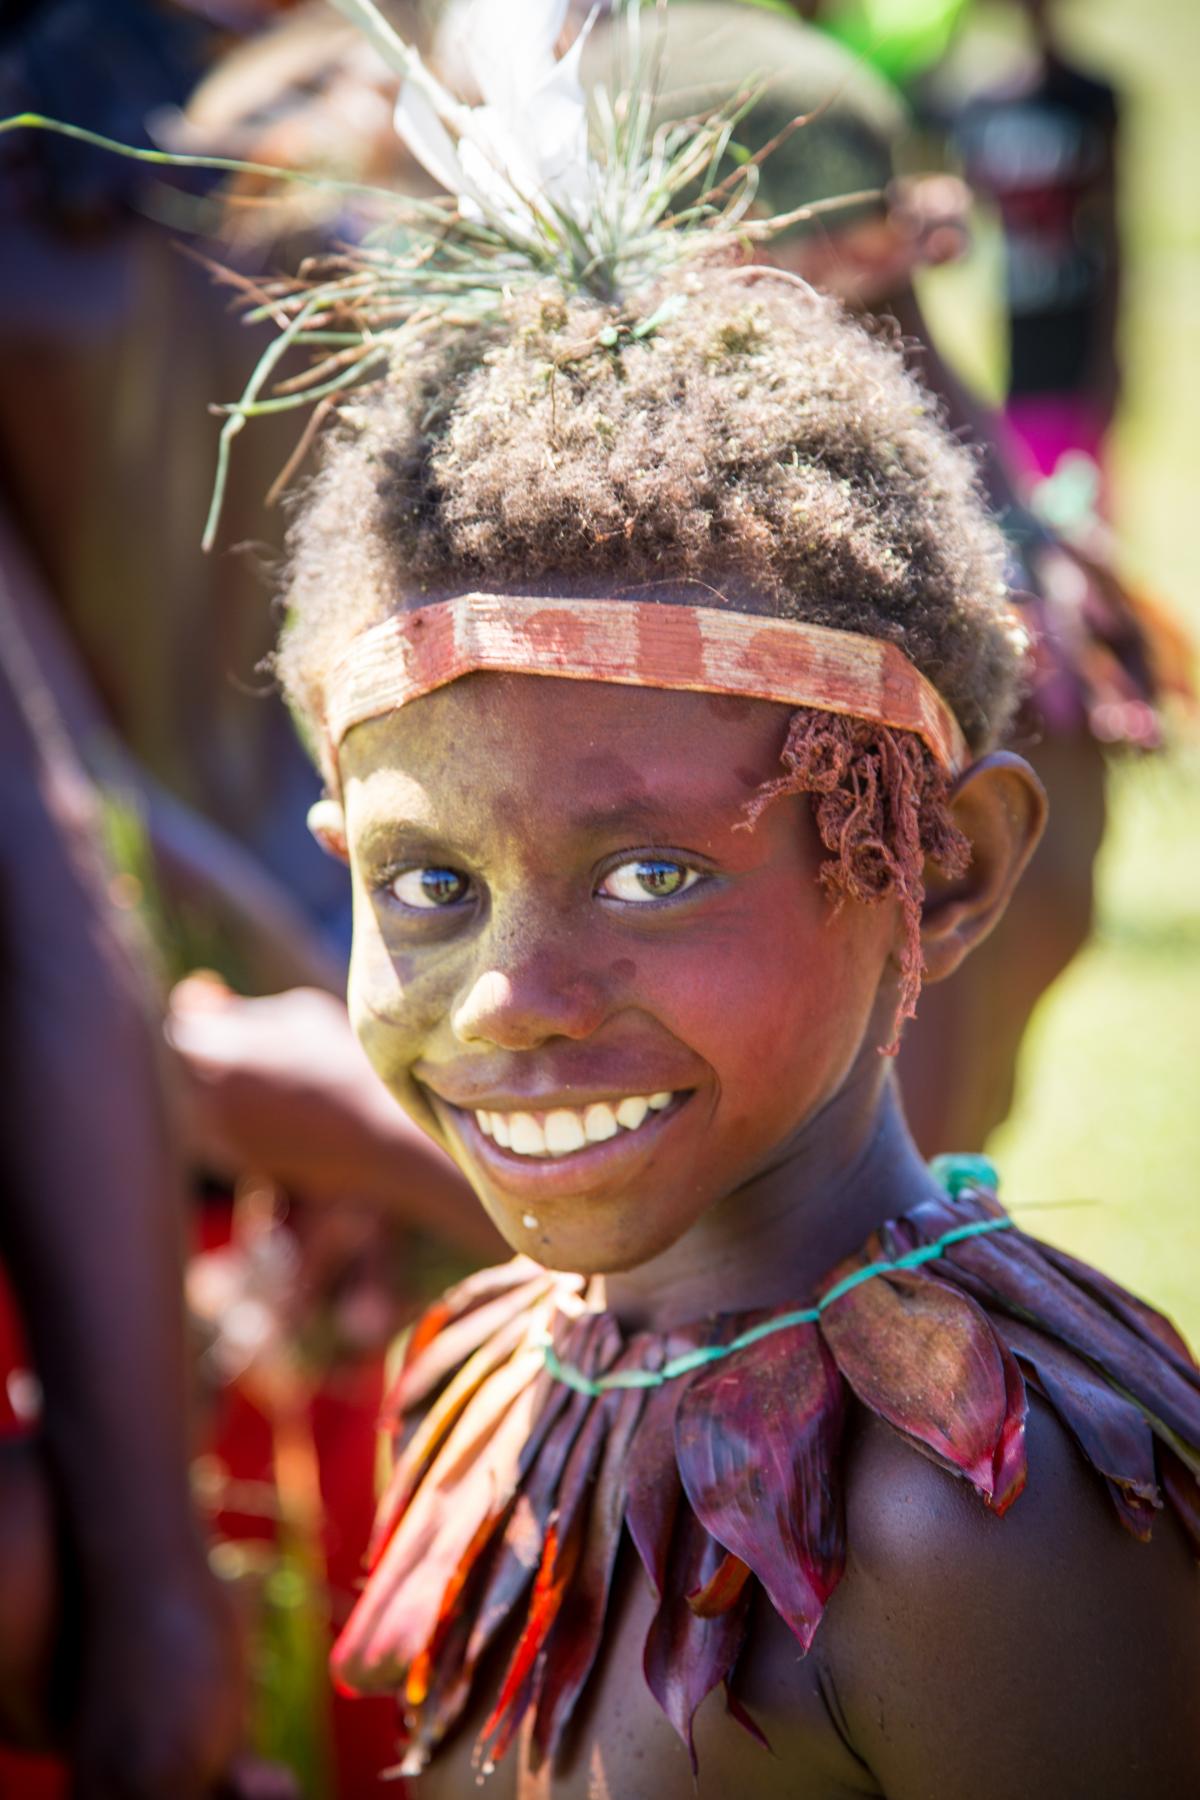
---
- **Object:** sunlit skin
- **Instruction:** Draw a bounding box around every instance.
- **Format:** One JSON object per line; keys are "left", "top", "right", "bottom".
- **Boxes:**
{"left": 309, "top": 663, "right": 1200, "bottom": 1798}
{"left": 318, "top": 671, "right": 1047, "bottom": 1327}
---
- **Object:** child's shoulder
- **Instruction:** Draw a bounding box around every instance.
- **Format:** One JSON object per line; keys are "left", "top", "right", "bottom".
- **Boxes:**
{"left": 822, "top": 1391, "right": 1200, "bottom": 1796}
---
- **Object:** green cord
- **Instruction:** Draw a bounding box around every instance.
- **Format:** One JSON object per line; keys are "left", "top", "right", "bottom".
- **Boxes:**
{"left": 537, "top": 1205, "right": 1012, "bottom": 1398}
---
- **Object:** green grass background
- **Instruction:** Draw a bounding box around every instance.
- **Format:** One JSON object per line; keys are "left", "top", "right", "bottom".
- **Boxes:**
{"left": 921, "top": 0, "right": 1200, "bottom": 1346}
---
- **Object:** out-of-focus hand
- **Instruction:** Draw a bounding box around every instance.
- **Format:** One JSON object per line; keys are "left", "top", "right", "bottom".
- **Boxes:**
{"left": 167, "top": 976, "right": 500, "bottom": 1256}
{"left": 167, "top": 977, "right": 401, "bottom": 1198}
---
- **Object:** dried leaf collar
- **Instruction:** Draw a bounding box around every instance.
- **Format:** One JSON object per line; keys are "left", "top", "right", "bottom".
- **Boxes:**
{"left": 333, "top": 1157, "right": 1200, "bottom": 1777}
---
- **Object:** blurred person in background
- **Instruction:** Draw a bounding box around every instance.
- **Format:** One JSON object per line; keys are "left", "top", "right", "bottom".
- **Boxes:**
{"left": 605, "top": 0, "right": 1187, "bottom": 1153}
{"left": 937, "top": 0, "right": 1122, "bottom": 504}
{"left": 0, "top": 567, "right": 297, "bottom": 1795}
{"left": 0, "top": 2, "right": 495, "bottom": 1790}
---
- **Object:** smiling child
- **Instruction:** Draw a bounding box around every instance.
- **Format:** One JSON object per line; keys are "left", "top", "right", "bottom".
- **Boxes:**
{"left": 52, "top": 0, "right": 1191, "bottom": 1789}
{"left": 270, "top": 232, "right": 1200, "bottom": 1800}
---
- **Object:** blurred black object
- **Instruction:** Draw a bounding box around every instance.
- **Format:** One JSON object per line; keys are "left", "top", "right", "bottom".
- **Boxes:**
{"left": 0, "top": 0, "right": 221, "bottom": 225}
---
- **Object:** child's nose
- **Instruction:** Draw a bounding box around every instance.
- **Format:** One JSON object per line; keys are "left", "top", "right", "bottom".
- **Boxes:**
{"left": 449, "top": 945, "right": 610, "bottom": 1051}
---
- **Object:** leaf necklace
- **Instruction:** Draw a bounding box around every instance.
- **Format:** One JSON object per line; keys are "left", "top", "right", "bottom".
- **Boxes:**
{"left": 333, "top": 1156, "right": 1200, "bottom": 1779}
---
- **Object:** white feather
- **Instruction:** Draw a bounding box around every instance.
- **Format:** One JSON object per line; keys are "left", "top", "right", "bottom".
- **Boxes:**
{"left": 400, "top": 0, "right": 599, "bottom": 234}
{"left": 392, "top": 77, "right": 483, "bottom": 212}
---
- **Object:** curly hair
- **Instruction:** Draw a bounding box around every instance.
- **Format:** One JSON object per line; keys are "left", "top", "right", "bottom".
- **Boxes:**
{"left": 276, "top": 265, "right": 1023, "bottom": 1028}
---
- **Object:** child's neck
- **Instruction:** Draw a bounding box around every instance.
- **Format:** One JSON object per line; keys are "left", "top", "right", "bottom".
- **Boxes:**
{"left": 597, "top": 1064, "right": 937, "bottom": 1332}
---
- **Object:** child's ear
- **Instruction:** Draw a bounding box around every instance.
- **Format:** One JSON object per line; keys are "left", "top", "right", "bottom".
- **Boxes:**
{"left": 307, "top": 797, "right": 349, "bottom": 863}
{"left": 920, "top": 752, "right": 1047, "bottom": 983}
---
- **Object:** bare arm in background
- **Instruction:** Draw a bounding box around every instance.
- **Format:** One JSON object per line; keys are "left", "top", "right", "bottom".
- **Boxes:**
{"left": 0, "top": 580, "right": 285, "bottom": 1795}
{"left": 0, "top": 507, "right": 341, "bottom": 997}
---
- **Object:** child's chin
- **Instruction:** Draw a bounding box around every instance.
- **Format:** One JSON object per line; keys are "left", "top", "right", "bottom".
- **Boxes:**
{"left": 487, "top": 1202, "right": 695, "bottom": 1279}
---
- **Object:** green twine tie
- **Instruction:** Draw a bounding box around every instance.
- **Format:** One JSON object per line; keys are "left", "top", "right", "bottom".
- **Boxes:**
{"left": 538, "top": 1159, "right": 1007, "bottom": 1398}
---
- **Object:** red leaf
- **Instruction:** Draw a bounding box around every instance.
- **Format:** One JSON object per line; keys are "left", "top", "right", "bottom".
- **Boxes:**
{"left": 901, "top": 1193, "right": 1200, "bottom": 1462}
{"left": 999, "top": 1317, "right": 1161, "bottom": 1539}
{"left": 644, "top": 1507, "right": 753, "bottom": 1771}
{"left": 991, "top": 1333, "right": 1029, "bottom": 1516}
{"left": 477, "top": 1520, "right": 572, "bottom": 1769}
{"left": 386, "top": 1264, "right": 573, "bottom": 1418}
{"left": 675, "top": 1321, "right": 845, "bottom": 1651}
{"left": 332, "top": 1339, "right": 545, "bottom": 1691}
{"left": 820, "top": 1264, "right": 1014, "bottom": 1507}
{"left": 533, "top": 1339, "right": 661, "bottom": 1761}
{"left": 371, "top": 1299, "right": 551, "bottom": 1557}
{"left": 394, "top": 1525, "right": 508, "bottom": 1775}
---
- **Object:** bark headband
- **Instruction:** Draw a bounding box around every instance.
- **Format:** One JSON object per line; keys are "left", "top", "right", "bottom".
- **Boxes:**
{"left": 324, "top": 593, "right": 968, "bottom": 776}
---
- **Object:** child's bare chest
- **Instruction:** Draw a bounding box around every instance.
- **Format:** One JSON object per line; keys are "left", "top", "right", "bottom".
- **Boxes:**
{"left": 409, "top": 1550, "right": 879, "bottom": 1800}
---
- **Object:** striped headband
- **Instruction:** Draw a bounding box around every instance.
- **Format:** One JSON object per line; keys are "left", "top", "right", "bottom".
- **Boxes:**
{"left": 323, "top": 593, "right": 968, "bottom": 776}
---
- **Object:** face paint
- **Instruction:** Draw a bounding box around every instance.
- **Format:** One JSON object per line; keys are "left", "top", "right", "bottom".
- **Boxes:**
{"left": 339, "top": 674, "right": 899, "bottom": 1274}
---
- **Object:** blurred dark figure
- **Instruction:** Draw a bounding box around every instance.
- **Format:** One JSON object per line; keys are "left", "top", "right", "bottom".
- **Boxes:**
{"left": 944, "top": 0, "right": 1122, "bottom": 498}
{"left": 0, "top": 7, "right": 493, "bottom": 1791}
{"left": 0, "top": 0, "right": 349, "bottom": 984}
{"left": 0, "top": 563, "right": 296, "bottom": 1795}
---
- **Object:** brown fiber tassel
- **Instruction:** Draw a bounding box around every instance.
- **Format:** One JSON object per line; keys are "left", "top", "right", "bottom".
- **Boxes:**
{"left": 744, "top": 710, "right": 970, "bottom": 1050}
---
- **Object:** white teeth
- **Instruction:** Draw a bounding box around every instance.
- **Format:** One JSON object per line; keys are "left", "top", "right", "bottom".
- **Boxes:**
{"left": 472, "top": 1092, "right": 678, "bottom": 1158}
{"left": 544, "top": 1109, "right": 587, "bottom": 1155}
{"left": 583, "top": 1103, "right": 619, "bottom": 1144}
{"left": 509, "top": 1113, "right": 546, "bottom": 1156}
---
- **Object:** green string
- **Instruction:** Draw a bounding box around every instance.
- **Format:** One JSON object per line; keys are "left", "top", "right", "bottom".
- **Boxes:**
{"left": 537, "top": 1212, "right": 1012, "bottom": 1398}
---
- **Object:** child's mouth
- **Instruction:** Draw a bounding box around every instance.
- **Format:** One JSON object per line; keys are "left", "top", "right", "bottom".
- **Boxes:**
{"left": 471, "top": 1091, "right": 676, "bottom": 1159}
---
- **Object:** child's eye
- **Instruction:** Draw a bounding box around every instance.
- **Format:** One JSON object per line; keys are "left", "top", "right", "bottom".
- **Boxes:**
{"left": 390, "top": 867, "right": 472, "bottom": 909}
{"left": 598, "top": 859, "right": 700, "bottom": 903}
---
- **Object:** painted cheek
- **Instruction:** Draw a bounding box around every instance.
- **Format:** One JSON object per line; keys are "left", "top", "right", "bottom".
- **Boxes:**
{"left": 347, "top": 895, "right": 456, "bottom": 1092}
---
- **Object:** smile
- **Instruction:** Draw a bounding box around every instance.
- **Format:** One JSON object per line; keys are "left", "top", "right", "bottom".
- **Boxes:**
{"left": 474, "top": 1092, "right": 674, "bottom": 1159}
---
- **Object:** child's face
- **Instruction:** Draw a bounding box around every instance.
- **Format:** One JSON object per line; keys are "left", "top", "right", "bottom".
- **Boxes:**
{"left": 337, "top": 674, "right": 900, "bottom": 1274}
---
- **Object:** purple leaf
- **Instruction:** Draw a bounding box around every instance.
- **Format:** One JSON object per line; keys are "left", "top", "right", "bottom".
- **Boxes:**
{"left": 1160, "top": 1446, "right": 1200, "bottom": 1557}
{"left": 1000, "top": 1317, "right": 1162, "bottom": 1538}
{"left": 625, "top": 1324, "right": 709, "bottom": 1598}
{"left": 464, "top": 1312, "right": 623, "bottom": 1671}
{"left": 1037, "top": 1244, "right": 1200, "bottom": 1390}
{"left": 644, "top": 1506, "right": 753, "bottom": 1771}
{"left": 943, "top": 1228, "right": 1200, "bottom": 1451}
{"left": 473, "top": 1317, "right": 625, "bottom": 1767}
{"left": 675, "top": 1321, "right": 846, "bottom": 1652}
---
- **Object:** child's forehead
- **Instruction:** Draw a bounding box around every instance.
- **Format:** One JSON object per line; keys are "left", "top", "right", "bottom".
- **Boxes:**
{"left": 339, "top": 674, "right": 793, "bottom": 825}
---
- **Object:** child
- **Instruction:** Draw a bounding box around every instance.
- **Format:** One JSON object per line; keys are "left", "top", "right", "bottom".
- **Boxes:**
{"left": 19, "top": 3, "right": 1195, "bottom": 1789}
{"left": 249, "top": 8, "right": 1200, "bottom": 1790}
